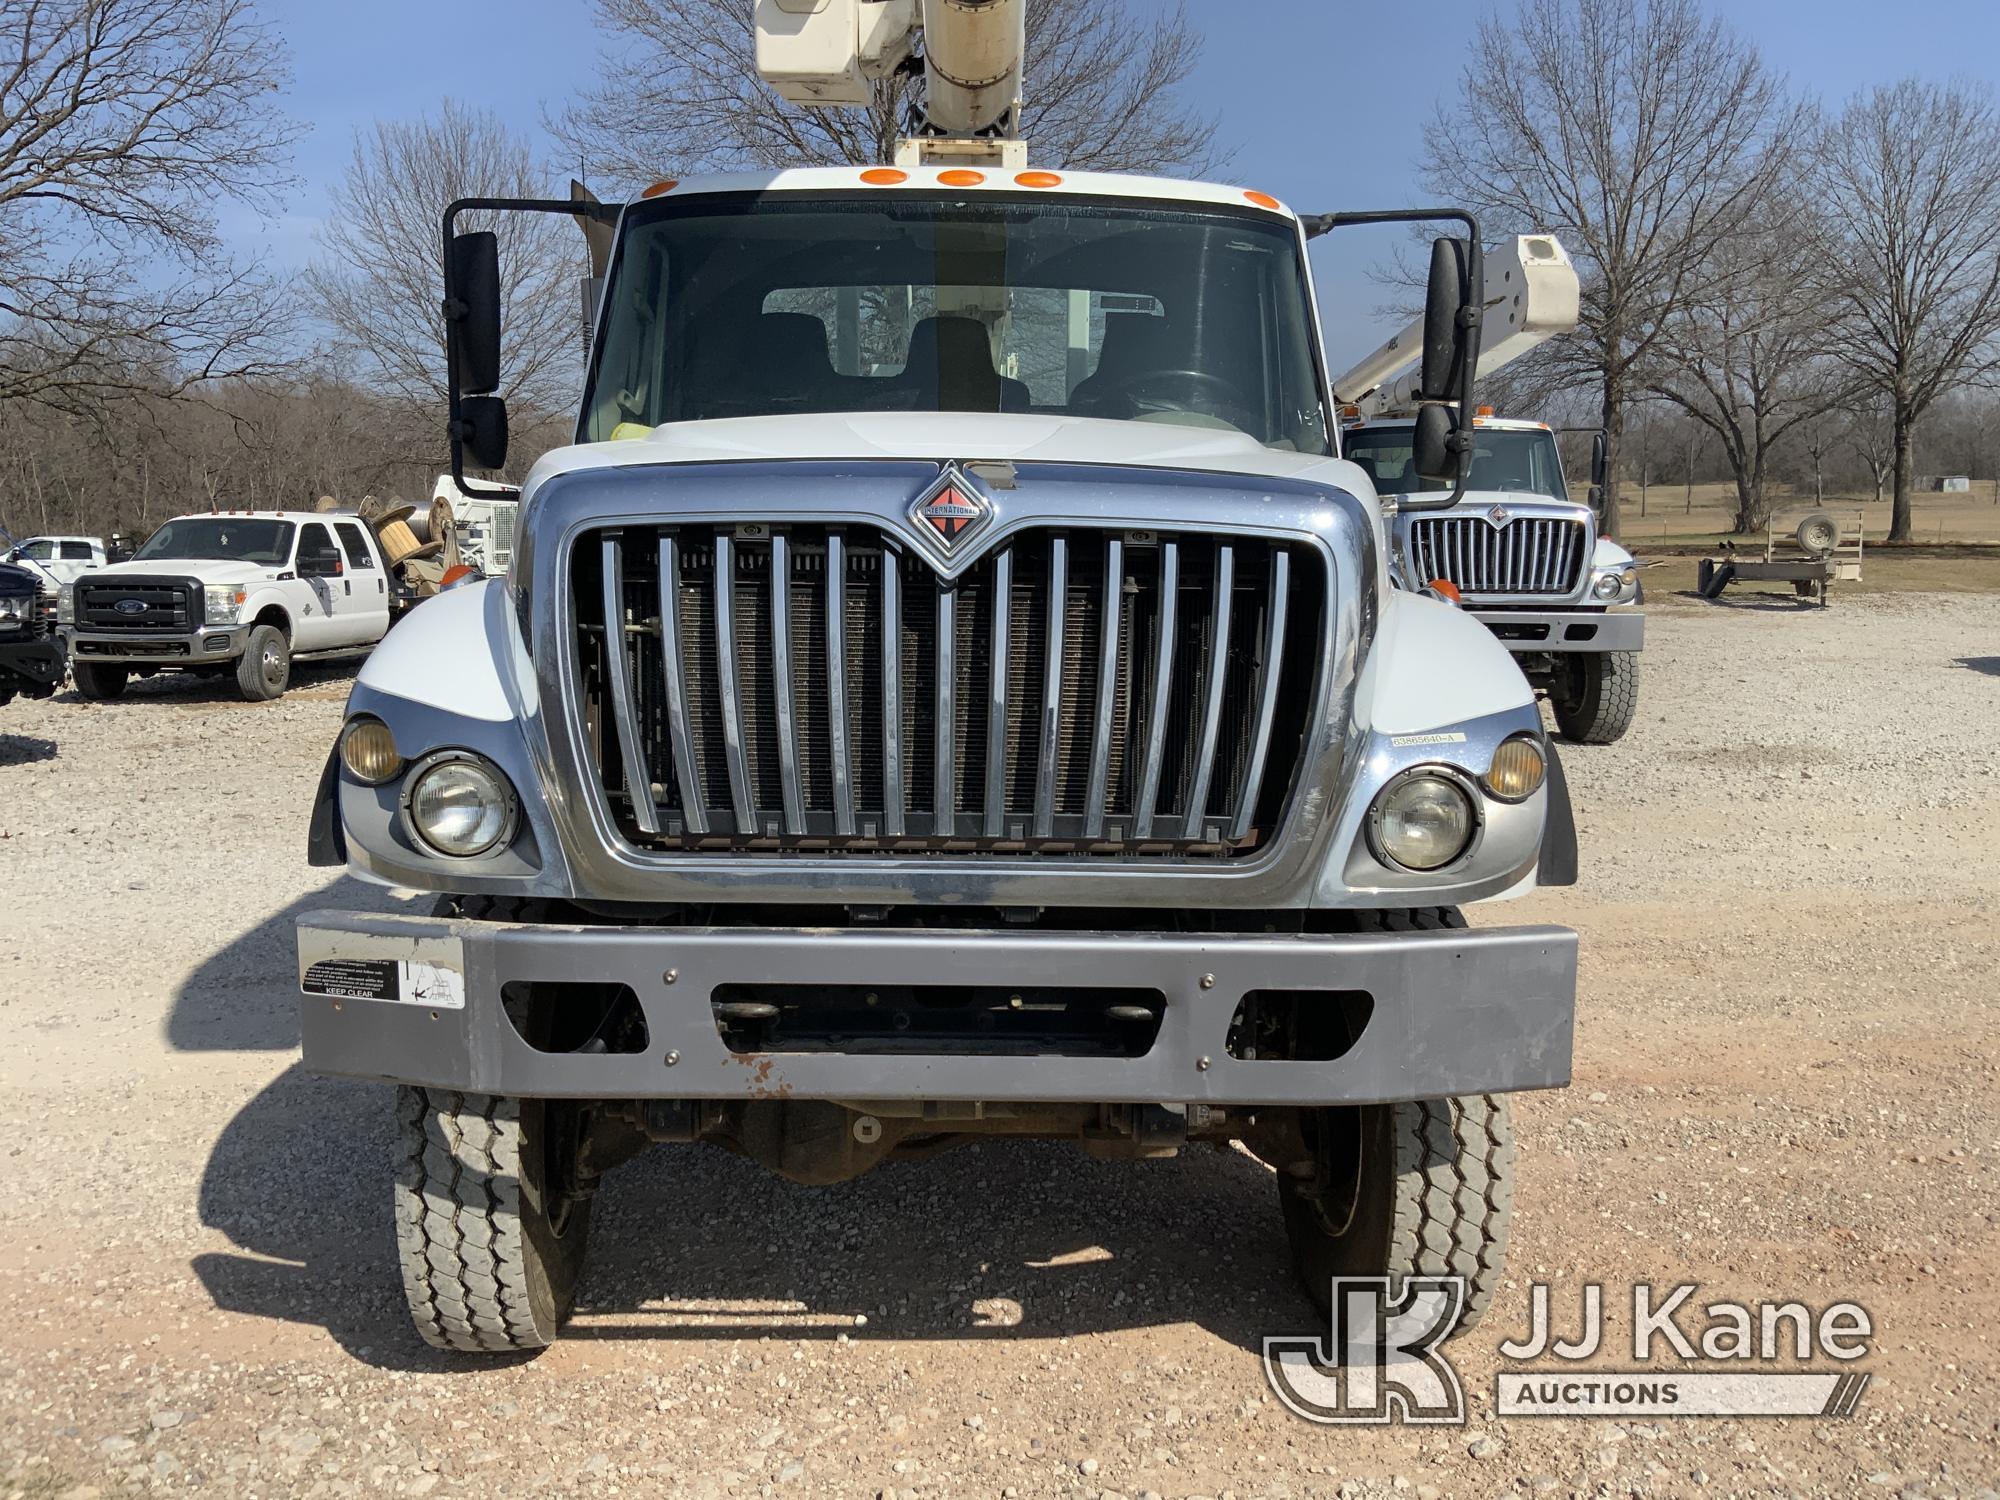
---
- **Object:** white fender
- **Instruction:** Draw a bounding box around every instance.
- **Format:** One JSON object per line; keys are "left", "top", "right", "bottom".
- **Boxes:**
{"left": 1356, "top": 591, "right": 1535, "bottom": 735}
{"left": 355, "top": 580, "right": 534, "bottom": 723}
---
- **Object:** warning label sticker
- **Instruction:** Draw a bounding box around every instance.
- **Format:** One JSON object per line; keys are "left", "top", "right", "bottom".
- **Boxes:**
{"left": 301, "top": 957, "right": 466, "bottom": 1010}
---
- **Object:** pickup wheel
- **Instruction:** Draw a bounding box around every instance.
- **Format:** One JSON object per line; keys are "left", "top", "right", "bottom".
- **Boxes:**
{"left": 1278, "top": 1093, "right": 1515, "bottom": 1339}
{"left": 71, "top": 662, "right": 128, "bottom": 701}
{"left": 1551, "top": 649, "right": 1638, "bottom": 744}
{"left": 394, "top": 1087, "right": 592, "bottom": 1354}
{"left": 236, "top": 623, "right": 290, "bottom": 701}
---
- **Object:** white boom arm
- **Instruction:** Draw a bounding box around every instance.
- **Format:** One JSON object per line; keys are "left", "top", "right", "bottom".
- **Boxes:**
{"left": 754, "top": 0, "right": 1026, "bottom": 137}
{"left": 1333, "top": 235, "right": 1580, "bottom": 416}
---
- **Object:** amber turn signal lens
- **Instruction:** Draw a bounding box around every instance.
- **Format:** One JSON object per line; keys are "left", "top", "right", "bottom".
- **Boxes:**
{"left": 340, "top": 716, "right": 404, "bottom": 785}
{"left": 1426, "top": 578, "right": 1461, "bottom": 603}
{"left": 1484, "top": 736, "right": 1547, "bottom": 802}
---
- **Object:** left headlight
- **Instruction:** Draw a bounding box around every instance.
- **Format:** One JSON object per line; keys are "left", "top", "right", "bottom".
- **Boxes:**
{"left": 402, "top": 752, "right": 518, "bottom": 859}
{"left": 1370, "top": 769, "right": 1479, "bottom": 872}
{"left": 1591, "top": 565, "right": 1637, "bottom": 601}
{"left": 0, "top": 594, "right": 24, "bottom": 629}
{"left": 204, "top": 583, "right": 247, "bottom": 625}
{"left": 56, "top": 584, "right": 74, "bottom": 625}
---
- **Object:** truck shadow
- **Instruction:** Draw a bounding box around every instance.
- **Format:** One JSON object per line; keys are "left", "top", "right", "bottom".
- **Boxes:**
{"left": 193, "top": 1063, "right": 1301, "bottom": 1370}
{"left": 1955, "top": 656, "right": 2000, "bottom": 678}
{"left": 1673, "top": 587, "right": 1822, "bottom": 612}
{"left": 0, "top": 731, "right": 57, "bottom": 764}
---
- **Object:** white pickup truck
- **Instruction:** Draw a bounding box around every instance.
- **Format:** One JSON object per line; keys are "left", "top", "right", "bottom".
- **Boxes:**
{"left": 59, "top": 511, "right": 393, "bottom": 701}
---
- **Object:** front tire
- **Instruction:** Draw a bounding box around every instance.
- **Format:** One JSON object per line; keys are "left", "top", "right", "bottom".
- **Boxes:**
{"left": 71, "top": 661, "right": 128, "bottom": 700}
{"left": 393, "top": 1088, "right": 592, "bottom": 1353}
{"left": 1551, "top": 650, "right": 1638, "bottom": 744}
{"left": 236, "top": 623, "right": 290, "bottom": 701}
{"left": 1278, "top": 1094, "right": 1515, "bottom": 1338}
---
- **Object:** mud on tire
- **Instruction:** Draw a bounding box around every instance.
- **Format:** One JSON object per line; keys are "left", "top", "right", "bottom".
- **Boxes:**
{"left": 393, "top": 1087, "right": 591, "bottom": 1353}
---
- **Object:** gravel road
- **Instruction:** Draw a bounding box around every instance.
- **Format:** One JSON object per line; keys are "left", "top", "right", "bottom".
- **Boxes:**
{"left": 1, "top": 593, "right": 1996, "bottom": 1500}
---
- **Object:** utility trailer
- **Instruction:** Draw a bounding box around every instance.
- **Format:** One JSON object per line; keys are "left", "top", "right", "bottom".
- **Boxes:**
{"left": 1699, "top": 511, "right": 1863, "bottom": 607}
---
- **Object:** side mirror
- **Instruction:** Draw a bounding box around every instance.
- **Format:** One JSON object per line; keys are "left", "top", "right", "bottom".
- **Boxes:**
{"left": 447, "top": 231, "right": 502, "bottom": 395}
{"left": 1587, "top": 484, "right": 1604, "bottom": 514}
{"left": 1590, "top": 431, "right": 1608, "bottom": 487}
{"left": 1413, "top": 404, "right": 1457, "bottom": 484}
{"left": 456, "top": 394, "right": 509, "bottom": 472}
{"left": 1420, "top": 237, "right": 1474, "bottom": 402}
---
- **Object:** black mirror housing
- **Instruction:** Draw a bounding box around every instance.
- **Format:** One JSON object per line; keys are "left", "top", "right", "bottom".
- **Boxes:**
{"left": 1412, "top": 403, "right": 1458, "bottom": 484}
{"left": 457, "top": 394, "right": 509, "bottom": 472}
{"left": 1421, "top": 237, "right": 1473, "bottom": 402}
{"left": 1591, "top": 431, "right": 1608, "bottom": 487}
{"left": 447, "top": 231, "right": 503, "bottom": 396}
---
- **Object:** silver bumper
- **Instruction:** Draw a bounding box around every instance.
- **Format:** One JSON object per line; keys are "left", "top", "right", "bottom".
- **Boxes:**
{"left": 296, "top": 912, "right": 1577, "bottom": 1107}
{"left": 64, "top": 626, "right": 244, "bottom": 664}
{"left": 1468, "top": 608, "right": 1644, "bottom": 654}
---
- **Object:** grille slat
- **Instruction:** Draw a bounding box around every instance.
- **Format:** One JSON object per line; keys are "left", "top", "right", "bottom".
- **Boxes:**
{"left": 574, "top": 524, "right": 1319, "bottom": 859}
{"left": 1414, "top": 514, "right": 1587, "bottom": 595}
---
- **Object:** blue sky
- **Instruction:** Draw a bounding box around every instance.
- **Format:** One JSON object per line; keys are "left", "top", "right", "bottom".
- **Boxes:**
{"left": 242, "top": 0, "right": 2000, "bottom": 367}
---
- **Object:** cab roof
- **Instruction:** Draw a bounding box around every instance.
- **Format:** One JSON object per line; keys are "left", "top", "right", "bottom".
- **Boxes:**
{"left": 630, "top": 166, "right": 1299, "bottom": 221}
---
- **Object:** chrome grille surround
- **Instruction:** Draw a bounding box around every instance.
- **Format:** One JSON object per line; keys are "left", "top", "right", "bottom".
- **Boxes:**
{"left": 1405, "top": 506, "right": 1590, "bottom": 599}
{"left": 516, "top": 459, "right": 1379, "bottom": 907}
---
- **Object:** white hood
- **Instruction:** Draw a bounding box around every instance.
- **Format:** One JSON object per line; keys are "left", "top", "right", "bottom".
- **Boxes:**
{"left": 87, "top": 558, "right": 279, "bottom": 586}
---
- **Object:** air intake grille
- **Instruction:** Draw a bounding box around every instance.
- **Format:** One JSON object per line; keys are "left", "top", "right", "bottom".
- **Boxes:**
{"left": 75, "top": 577, "right": 197, "bottom": 632}
{"left": 1408, "top": 516, "right": 1587, "bottom": 596}
{"left": 569, "top": 526, "right": 1323, "bottom": 857}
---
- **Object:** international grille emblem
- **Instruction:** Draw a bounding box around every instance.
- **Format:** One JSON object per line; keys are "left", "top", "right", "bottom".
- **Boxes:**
{"left": 1487, "top": 505, "right": 1512, "bottom": 527}
{"left": 911, "top": 465, "right": 992, "bottom": 549}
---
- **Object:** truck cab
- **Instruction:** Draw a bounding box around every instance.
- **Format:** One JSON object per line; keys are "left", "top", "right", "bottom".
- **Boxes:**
{"left": 60, "top": 511, "right": 393, "bottom": 702}
{"left": 1343, "top": 412, "right": 1645, "bottom": 744}
{"left": 3, "top": 534, "right": 105, "bottom": 590}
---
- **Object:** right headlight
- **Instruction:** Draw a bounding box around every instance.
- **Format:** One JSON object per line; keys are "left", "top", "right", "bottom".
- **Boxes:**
{"left": 1370, "top": 769, "right": 1478, "bottom": 872}
{"left": 0, "top": 594, "right": 24, "bottom": 630}
{"left": 204, "top": 583, "right": 247, "bottom": 625}
{"left": 56, "top": 584, "right": 74, "bottom": 625}
{"left": 402, "top": 752, "right": 518, "bottom": 859}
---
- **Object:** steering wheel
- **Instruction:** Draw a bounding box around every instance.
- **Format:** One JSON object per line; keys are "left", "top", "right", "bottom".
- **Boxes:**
{"left": 1093, "top": 368, "right": 1259, "bottom": 433}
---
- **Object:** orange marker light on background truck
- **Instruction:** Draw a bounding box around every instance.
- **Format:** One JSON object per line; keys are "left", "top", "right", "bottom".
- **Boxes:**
{"left": 938, "top": 169, "right": 986, "bottom": 186}
{"left": 640, "top": 179, "right": 678, "bottom": 198}
{"left": 860, "top": 168, "right": 908, "bottom": 185}
{"left": 1244, "top": 190, "right": 1282, "bottom": 210}
{"left": 1015, "top": 171, "right": 1063, "bottom": 188}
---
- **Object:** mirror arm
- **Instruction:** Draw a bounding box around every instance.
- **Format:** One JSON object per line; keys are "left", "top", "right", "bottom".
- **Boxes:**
{"left": 1306, "top": 207, "right": 1485, "bottom": 511}
{"left": 442, "top": 195, "right": 621, "bottom": 502}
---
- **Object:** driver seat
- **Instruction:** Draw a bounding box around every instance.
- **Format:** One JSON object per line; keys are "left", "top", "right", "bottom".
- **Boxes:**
{"left": 1070, "top": 313, "right": 1179, "bottom": 415}
{"left": 900, "top": 316, "right": 1032, "bottom": 413}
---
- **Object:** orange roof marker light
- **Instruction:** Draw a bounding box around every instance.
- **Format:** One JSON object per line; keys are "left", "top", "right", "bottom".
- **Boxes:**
{"left": 640, "top": 179, "right": 678, "bottom": 198}
{"left": 1015, "top": 170, "right": 1064, "bottom": 188}
{"left": 1244, "top": 190, "right": 1283, "bottom": 210}
{"left": 1477, "top": 404, "right": 1496, "bottom": 417}
{"left": 938, "top": 168, "right": 986, "bottom": 187}
{"left": 860, "top": 167, "right": 908, "bottom": 185}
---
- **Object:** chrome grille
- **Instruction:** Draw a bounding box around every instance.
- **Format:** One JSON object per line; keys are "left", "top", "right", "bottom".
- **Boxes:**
{"left": 1408, "top": 516, "right": 1586, "bottom": 596}
{"left": 570, "top": 525, "right": 1323, "bottom": 857}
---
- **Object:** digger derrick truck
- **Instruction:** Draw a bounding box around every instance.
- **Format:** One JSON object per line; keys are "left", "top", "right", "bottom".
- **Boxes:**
{"left": 1335, "top": 235, "right": 1644, "bottom": 744}
{"left": 296, "top": 0, "right": 1582, "bottom": 1354}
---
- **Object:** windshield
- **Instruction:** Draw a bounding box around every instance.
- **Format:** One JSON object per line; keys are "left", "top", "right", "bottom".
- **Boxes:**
{"left": 1342, "top": 425, "right": 1570, "bottom": 501}
{"left": 134, "top": 518, "right": 294, "bottom": 565}
{"left": 584, "top": 194, "right": 1330, "bottom": 454}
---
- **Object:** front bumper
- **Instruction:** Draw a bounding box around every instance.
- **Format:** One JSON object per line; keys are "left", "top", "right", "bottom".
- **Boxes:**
{"left": 1469, "top": 607, "right": 1644, "bottom": 654}
{"left": 0, "top": 634, "right": 64, "bottom": 693}
{"left": 297, "top": 911, "right": 1577, "bottom": 1107}
{"left": 63, "top": 626, "right": 245, "bottom": 665}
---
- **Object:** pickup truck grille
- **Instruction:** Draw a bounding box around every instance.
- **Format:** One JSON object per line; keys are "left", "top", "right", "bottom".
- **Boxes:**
{"left": 570, "top": 525, "right": 1323, "bottom": 857}
{"left": 1408, "top": 516, "right": 1587, "bottom": 596}
{"left": 74, "top": 576, "right": 198, "bottom": 632}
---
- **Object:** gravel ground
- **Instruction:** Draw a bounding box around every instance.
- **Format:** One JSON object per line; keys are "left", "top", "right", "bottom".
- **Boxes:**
{"left": 0, "top": 592, "right": 1996, "bottom": 1500}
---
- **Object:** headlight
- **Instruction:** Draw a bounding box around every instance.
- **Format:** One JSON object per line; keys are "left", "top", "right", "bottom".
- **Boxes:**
{"left": 404, "top": 753, "right": 517, "bottom": 858}
{"left": 0, "top": 594, "right": 23, "bottom": 629}
{"left": 1370, "top": 770, "right": 1478, "bottom": 872}
{"left": 339, "top": 716, "right": 404, "bottom": 784}
{"left": 1483, "top": 735, "right": 1547, "bottom": 801}
{"left": 1591, "top": 571, "right": 1623, "bottom": 600}
{"left": 56, "top": 584, "right": 74, "bottom": 625}
{"left": 204, "top": 583, "right": 247, "bottom": 625}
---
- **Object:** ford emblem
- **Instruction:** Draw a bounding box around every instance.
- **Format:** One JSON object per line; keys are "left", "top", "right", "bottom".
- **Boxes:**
{"left": 114, "top": 598, "right": 147, "bottom": 615}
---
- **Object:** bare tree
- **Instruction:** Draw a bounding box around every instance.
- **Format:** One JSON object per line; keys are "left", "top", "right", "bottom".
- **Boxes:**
{"left": 1803, "top": 79, "right": 2000, "bottom": 541}
{"left": 0, "top": 0, "right": 299, "bottom": 412}
{"left": 1642, "top": 209, "right": 1854, "bottom": 533}
{"left": 552, "top": 0, "right": 1223, "bottom": 184}
{"left": 307, "top": 101, "right": 586, "bottom": 437}
{"left": 1421, "top": 0, "right": 1792, "bottom": 538}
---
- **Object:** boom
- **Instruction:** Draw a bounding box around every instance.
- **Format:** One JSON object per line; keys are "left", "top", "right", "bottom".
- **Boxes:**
{"left": 755, "top": 0, "right": 1028, "bottom": 153}
{"left": 1335, "top": 235, "right": 1580, "bottom": 416}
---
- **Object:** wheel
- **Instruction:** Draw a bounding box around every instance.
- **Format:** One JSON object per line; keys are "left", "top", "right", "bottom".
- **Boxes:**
{"left": 1278, "top": 1094, "right": 1515, "bottom": 1338}
{"left": 1551, "top": 650, "right": 1638, "bottom": 744}
{"left": 236, "top": 623, "right": 290, "bottom": 701}
{"left": 1795, "top": 510, "right": 1839, "bottom": 557}
{"left": 394, "top": 1087, "right": 593, "bottom": 1353}
{"left": 71, "top": 661, "right": 128, "bottom": 700}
